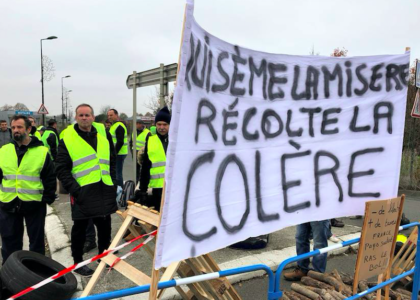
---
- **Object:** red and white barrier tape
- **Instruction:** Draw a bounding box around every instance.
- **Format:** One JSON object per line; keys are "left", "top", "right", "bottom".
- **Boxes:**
{"left": 107, "top": 234, "right": 156, "bottom": 273}
{"left": 7, "top": 230, "right": 157, "bottom": 300}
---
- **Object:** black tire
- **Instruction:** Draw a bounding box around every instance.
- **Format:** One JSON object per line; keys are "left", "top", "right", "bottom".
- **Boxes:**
{"left": 0, "top": 250, "right": 77, "bottom": 300}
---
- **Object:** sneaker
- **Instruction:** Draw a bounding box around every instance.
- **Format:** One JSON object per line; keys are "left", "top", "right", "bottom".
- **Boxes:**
{"left": 73, "top": 265, "right": 94, "bottom": 278}
{"left": 329, "top": 234, "right": 340, "bottom": 243}
{"left": 331, "top": 218, "right": 344, "bottom": 228}
{"left": 55, "top": 194, "right": 59, "bottom": 200}
{"left": 83, "top": 242, "right": 97, "bottom": 254}
{"left": 283, "top": 268, "right": 307, "bottom": 281}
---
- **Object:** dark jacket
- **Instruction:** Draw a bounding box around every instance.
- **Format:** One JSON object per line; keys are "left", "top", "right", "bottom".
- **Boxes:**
{"left": 55, "top": 124, "right": 118, "bottom": 220}
{"left": 135, "top": 132, "right": 168, "bottom": 211}
{"left": 114, "top": 123, "right": 125, "bottom": 154}
{"left": 0, "top": 128, "right": 12, "bottom": 148}
{"left": 45, "top": 126, "right": 59, "bottom": 161}
{"left": 0, "top": 137, "right": 56, "bottom": 213}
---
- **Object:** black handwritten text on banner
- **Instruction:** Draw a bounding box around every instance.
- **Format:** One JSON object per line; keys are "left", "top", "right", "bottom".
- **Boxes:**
{"left": 154, "top": 1, "right": 410, "bottom": 269}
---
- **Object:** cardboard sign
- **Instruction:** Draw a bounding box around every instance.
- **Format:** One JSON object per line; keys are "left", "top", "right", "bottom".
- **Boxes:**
{"left": 154, "top": 0, "right": 410, "bottom": 269}
{"left": 353, "top": 196, "right": 404, "bottom": 291}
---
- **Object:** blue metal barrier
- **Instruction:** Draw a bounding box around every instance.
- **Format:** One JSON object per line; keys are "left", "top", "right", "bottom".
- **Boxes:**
{"left": 74, "top": 222, "right": 419, "bottom": 300}
{"left": 74, "top": 264, "right": 275, "bottom": 300}
{"left": 271, "top": 222, "right": 420, "bottom": 300}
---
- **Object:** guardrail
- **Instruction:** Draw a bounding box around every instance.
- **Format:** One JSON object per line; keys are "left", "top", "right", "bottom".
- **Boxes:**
{"left": 74, "top": 264, "right": 275, "bottom": 300}
{"left": 272, "top": 222, "right": 420, "bottom": 300}
{"left": 74, "top": 222, "right": 420, "bottom": 300}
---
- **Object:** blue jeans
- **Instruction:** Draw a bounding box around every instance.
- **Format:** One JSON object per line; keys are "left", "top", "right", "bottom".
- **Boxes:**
{"left": 116, "top": 155, "right": 126, "bottom": 188}
{"left": 296, "top": 220, "right": 329, "bottom": 273}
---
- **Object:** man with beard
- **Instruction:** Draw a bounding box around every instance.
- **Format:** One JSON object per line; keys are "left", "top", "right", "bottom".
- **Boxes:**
{"left": 28, "top": 116, "right": 42, "bottom": 140}
{"left": 41, "top": 119, "right": 59, "bottom": 161}
{"left": 56, "top": 104, "right": 117, "bottom": 277}
{"left": 135, "top": 106, "right": 170, "bottom": 212}
{"left": 0, "top": 115, "right": 56, "bottom": 264}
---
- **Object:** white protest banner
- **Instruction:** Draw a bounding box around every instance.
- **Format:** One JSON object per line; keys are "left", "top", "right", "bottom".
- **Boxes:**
{"left": 154, "top": 0, "right": 410, "bottom": 269}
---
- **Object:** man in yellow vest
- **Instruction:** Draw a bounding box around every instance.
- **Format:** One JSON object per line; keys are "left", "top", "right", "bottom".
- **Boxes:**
{"left": 56, "top": 104, "right": 118, "bottom": 277}
{"left": 136, "top": 107, "right": 170, "bottom": 212}
{"left": 28, "top": 116, "right": 42, "bottom": 140}
{"left": 129, "top": 119, "right": 150, "bottom": 183}
{"left": 41, "top": 119, "right": 59, "bottom": 161}
{"left": 0, "top": 115, "right": 56, "bottom": 264}
{"left": 107, "top": 109, "right": 127, "bottom": 188}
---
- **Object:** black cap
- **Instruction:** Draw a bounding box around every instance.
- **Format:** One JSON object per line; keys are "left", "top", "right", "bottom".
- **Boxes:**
{"left": 155, "top": 106, "right": 171, "bottom": 124}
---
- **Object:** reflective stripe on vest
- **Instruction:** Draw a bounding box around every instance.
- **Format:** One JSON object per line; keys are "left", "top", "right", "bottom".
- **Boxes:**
{"left": 135, "top": 129, "right": 150, "bottom": 150}
{"left": 0, "top": 144, "right": 48, "bottom": 202}
{"left": 41, "top": 130, "right": 58, "bottom": 159}
{"left": 63, "top": 126, "right": 113, "bottom": 187}
{"left": 109, "top": 122, "right": 128, "bottom": 155}
{"left": 147, "top": 135, "right": 166, "bottom": 188}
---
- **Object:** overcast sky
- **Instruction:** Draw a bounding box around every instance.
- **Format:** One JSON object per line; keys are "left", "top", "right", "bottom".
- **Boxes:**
{"left": 0, "top": 0, "right": 419, "bottom": 118}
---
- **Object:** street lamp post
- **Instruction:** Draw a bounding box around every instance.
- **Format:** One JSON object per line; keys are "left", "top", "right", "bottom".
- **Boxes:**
{"left": 65, "top": 90, "right": 72, "bottom": 125}
{"left": 40, "top": 36, "right": 57, "bottom": 126}
{"left": 61, "top": 75, "right": 71, "bottom": 125}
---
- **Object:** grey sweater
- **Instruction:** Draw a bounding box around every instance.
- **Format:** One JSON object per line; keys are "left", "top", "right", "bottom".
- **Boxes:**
{"left": 0, "top": 129, "right": 12, "bottom": 148}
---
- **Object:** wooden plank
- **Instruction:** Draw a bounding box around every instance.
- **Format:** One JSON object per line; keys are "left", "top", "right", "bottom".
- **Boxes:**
{"left": 177, "top": 264, "right": 211, "bottom": 300}
{"left": 203, "top": 255, "right": 242, "bottom": 300}
{"left": 186, "top": 258, "right": 221, "bottom": 299}
{"left": 129, "top": 204, "right": 160, "bottom": 227}
{"left": 101, "top": 254, "right": 151, "bottom": 285}
{"left": 157, "top": 261, "right": 182, "bottom": 299}
{"left": 81, "top": 215, "right": 134, "bottom": 296}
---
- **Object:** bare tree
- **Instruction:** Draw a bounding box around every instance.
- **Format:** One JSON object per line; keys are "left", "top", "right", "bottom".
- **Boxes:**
{"left": 0, "top": 103, "right": 29, "bottom": 111}
{"left": 0, "top": 104, "right": 14, "bottom": 111}
{"left": 41, "top": 56, "right": 55, "bottom": 82}
{"left": 14, "top": 103, "right": 29, "bottom": 111}
{"left": 309, "top": 45, "right": 320, "bottom": 56}
{"left": 146, "top": 86, "right": 173, "bottom": 114}
{"left": 119, "top": 113, "right": 128, "bottom": 120}
{"left": 100, "top": 105, "right": 111, "bottom": 116}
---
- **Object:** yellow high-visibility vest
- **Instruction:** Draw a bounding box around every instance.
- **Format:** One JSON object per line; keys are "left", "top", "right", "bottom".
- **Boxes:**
{"left": 135, "top": 128, "right": 150, "bottom": 150}
{"left": 30, "top": 131, "right": 42, "bottom": 140}
{"left": 109, "top": 122, "right": 128, "bottom": 155}
{"left": 147, "top": 135, "right": 166, "bottom": 188}
{"left": 41, "top": 130, "right": 58, "bottom": 159}
{"left": 63, "top": 126, "right": 113, "bottom": 187}
{"left": 0, "top": 144, "right": 48, "bottom": 202}
{"left": 60, "top": 122, "right": 106, "bottom": 140}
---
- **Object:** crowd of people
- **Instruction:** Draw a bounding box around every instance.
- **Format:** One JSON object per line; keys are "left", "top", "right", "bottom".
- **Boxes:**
{"left": 0, "top": 105, "right": 348, "bottom": 281}
{"left": 0, "top": 104, "right": 170, "bottom": 278}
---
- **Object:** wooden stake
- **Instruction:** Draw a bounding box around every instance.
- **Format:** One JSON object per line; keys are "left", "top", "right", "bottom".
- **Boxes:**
{"left": 376, "top": 195, "right": 405, "bottom": 300}
{"left": 149, "top": 3, "right": 188, "bottom": 298}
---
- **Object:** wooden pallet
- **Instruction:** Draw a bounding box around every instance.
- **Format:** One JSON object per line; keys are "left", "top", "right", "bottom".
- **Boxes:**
{"left": 81, "top": 202, "right": 241, "bottom": 299}
{"left": 391, "top": 225, "right": 418, "bottom": 287}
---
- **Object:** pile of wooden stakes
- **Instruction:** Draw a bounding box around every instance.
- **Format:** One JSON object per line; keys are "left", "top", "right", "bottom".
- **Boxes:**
{"left": 81, "top": 201, "right": 242, "bottom": 299}
{"left": 282, "top": 269, "right": 419, "bottom": 300}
